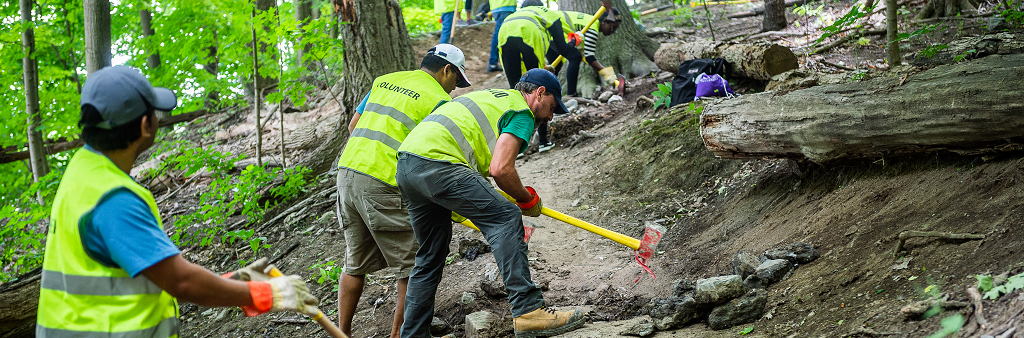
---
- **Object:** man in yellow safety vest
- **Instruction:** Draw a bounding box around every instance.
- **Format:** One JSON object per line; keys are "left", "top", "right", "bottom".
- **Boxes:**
{"left": 395, "top": 68, "right": 584, "bottom": 338}
{"left": 334, "top": 44, "right": 471, "bottom": 338}
{"left": 497, "top": 3, "right": 582, "bottom": 89}
{"left": 36, "top": 66, "right": 318, "bottom": 337}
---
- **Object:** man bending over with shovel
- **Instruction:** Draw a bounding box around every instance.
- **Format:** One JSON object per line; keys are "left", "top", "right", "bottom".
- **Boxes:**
{"left": 36, "top": 66, "right": 318, "bottom": 337}
{"left": 396, "top": 68, "right": 585, "bottom": 338}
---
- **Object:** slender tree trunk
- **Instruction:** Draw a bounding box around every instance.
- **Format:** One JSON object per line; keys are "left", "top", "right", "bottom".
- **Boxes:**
{"left": 22, "top": 0, "right": 49, "bottom": 197}
{"left": 762, "top": 0, "right": 788, "bottom": 31}
{"left": 204, "top": 26, "right": 220, "bottom": 107}
{"left": 84, "top": 0, "right": 111, "bottom": 74}
{"left": 295, "top": 0, "right": 312, "bottom": 68}
{"left": 255, "top": 0, "right": 278, "bottom": 92}
{"left": 252, "top": 6, "right": 263, "bottom": 167}
{"left": 885, "top": 0, "right": 901, "bottom": 66}
{"left": 558, "top": 0, "right": 660, "bottom": 97}
{"left": 301, "top": 0, "right": 414, "bottom": 174}
{"left": 140, "top": 8, "right": 161, "bottom": 69}
{"left": 62, "top": 0, "right": 82, "bottom": 93}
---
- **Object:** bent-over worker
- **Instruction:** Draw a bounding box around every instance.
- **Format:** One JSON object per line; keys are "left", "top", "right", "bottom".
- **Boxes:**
{"left": 497, "top": 2, "right": 581, "bottom": 89}
{"left": 335, "top": 44, "right": 471, "bottom": 338}
{"left": 395, "top": 69, "right": 585, "bottom": 338}
{"left": 36, "top": 66, "right": 317, "bottom": 337}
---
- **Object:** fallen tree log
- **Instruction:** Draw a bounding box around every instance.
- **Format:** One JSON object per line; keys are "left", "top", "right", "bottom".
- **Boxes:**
{"left": 0, "top": 109, "right": 216, "bottom": 165}
{"left": 700, "top": 54, "right": 1024, "bottom": 163}
{"left": 655, "top": 41, "right": 798, "bottom": 80}
{"left": 0, "top": 268, "right": 40, "bottom": 337}
{"left": 727, "top": 0, "right": 814, "bottom": 18}
{"left": 909, "top": 32, "right": 1024, "bottom": 66}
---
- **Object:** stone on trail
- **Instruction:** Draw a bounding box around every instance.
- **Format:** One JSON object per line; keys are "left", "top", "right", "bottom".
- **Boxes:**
{"left": 755, "top": 259, "right": 794, "bottom": 286}
{"left": 763, "top": 242, "right": 820, "bottom": 264}
{"left": 608, "top": 95, "right": 623, "bottom": 103}
{"left": 732, "top": 250, "right": 761, "bottom": 278}
{"left": 430, "top": 316, "right": 452, "bottom": 336}
{"left": 458, "top": 238, "right": 491, "bottom": 261}
{"left": 461, "top": 292, "right": 476, "bottom": 304}
{"left": 743, "top": 274, "right": 766, "bottom": 291}
{"left": 465, "top": 311, "right": 496, "bottom": 338}
{"left": 647, "top": 295, "right": 702, "bottom": 330}
{"left": 672, "top": 278, "right": 695, "bottom": 298}
{"left": 619, "top": 316, "right": 657, "bottom": 336}
{"left": 479, "top": 280, "right": 508, "bottom": 298}
{"left": 598, "top": 91, "right": 614, "bottom": 102}
{"left": 692, "top": 275, "right": 745, "bottom": 305}
{"left": 708, "top": 289, "right": 767, "bottom": 330}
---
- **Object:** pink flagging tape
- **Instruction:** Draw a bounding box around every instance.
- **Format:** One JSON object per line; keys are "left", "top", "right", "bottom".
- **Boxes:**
{"left": 523, "top": 218, "right": 538, "bottom": 243}
{"left": 633, "top": 223, "right": 665, "bottom": 282}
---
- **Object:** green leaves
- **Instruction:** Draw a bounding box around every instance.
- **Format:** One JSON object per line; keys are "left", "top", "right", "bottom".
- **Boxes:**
{"left": 651, "top": 81, "right": 672, "bottom": 110}
{"left": 813, "top": 4, "right": 875, "bottom": 48}
{"left": 982, "top": 272, "right": 1024, "bottom": 300}
{"left": 738, "top": 326, "right": 754, "bottom": 335}
{"left": 926, "top": 314, "right": 964, "bottom": 338}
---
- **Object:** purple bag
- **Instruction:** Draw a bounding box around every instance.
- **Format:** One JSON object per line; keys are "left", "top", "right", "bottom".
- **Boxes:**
{"left": 694, "top": 73, "right": 735, "bottom": 100}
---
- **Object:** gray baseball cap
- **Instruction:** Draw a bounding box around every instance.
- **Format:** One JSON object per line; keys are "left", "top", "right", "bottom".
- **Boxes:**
{"left": 81, "top": 66, "right": 177, "bottom": 129}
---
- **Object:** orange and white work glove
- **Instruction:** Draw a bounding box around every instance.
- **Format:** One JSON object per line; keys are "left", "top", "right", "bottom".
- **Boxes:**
{"left": 224, "top": 258, "right": 271, "bottom": 282}
{"left": 517, "top": 186, "right": 543, "bottom": 217}
{"left": 244, "top": 275, "right": 320, "bottom": 317}
{"left": 566, "top": 32, "right": 582, "bottom": 47}
{"left": 598, "top": 67, "right": 617, "bottom": 87}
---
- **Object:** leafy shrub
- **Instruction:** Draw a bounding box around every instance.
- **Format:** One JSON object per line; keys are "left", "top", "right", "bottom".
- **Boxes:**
{"left": 404, "top": 7, "right": 441, "bottom": 35}
{"left": 651, "top": 82, "right": 672, "bottom": 109}
{"left": 0, "top": 169, "right": 63, "bottom": 283}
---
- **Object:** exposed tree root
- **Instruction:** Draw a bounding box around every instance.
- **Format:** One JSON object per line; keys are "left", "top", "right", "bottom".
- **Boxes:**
{"left": 915, "top": 0, "right": 980, "bottom": 20}
{"left": 893, "top": 230, "right": 985, "bottom": 255}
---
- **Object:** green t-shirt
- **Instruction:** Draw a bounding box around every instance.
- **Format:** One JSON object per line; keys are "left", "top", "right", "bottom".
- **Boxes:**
{"left": 498, "top": 110, "right": 535, "bottom": 153}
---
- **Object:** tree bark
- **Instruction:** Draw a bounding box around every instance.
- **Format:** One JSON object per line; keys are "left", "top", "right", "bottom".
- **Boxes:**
{"left": 885, "top": 0, "right": 900, "bottom": 66}
{"left": 915, "top": 0, "right": 979, "bottom": 19}
{"left": 559, "top": 0, "right": 661, "bottom": 97}
{"left": 300, "top": 0, "right": 414, "bottom": 175}
{"left": 0, "top": 269, "right": 40, "bottom": 337}
{"left": 22, "top": 0, "right": 49, "bottom": 192}
{"left": 295, "top": 0, "right": 312, "bottom": 68}
{"left": 699, "top": 54, "right": 1024, "bottom": 163}
{"left": 762, "top": 0, "right": 788, "bottom": 31}
{"left": 140, "top": 8, "right": 161, "bottom": 69}
{"left": 84, "top": 0, "right": 111, "bottom": 74}
{"left": 908, "top": 32, "right": 1023, "bottom": 66}
{"left": 655, "top": 40, "right": 798, "bottom": 80}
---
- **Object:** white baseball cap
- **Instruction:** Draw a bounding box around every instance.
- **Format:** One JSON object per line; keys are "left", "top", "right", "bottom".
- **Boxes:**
{"left": 427, "top": 44, "right": 471, "bottom": 88}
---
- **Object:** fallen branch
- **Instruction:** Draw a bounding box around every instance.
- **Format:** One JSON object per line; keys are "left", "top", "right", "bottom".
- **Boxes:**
{"left": 967, "top": 284, "right": 987, "bottom": 330}
{"left": 901, "top": 300, "right": 970, "bottom": 318}
{"left": 257, "top": 186, "right": 337, "bottom": 232}
{"left": 743, "top": 30, "right": 806, "bottom": 41}
{"left": 810, "top": 29, "right": 886, "bottom": 54}
{"left": 894, "top": 230, "right": 985, "bottom": 254}
{"left": 820, "top": 60, "right": 857, "bottom": 71}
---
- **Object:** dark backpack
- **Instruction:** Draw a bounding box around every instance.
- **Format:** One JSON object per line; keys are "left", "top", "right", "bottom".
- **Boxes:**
{"left": 670, "top": 58, "right": 730, "bottom": 107}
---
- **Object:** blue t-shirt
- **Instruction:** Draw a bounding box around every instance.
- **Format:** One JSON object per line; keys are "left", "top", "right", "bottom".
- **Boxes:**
{"left": 81, "top": 147, "right": 180, "bottom": 277}
{"left": 355, "top": 93, "right": 370, "bottom": 115}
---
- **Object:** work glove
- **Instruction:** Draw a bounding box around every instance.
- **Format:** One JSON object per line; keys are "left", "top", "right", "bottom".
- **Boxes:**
{"left": 224, "top": 257, "right": 271, "bottom": 282}
{"left": 598, "top": 67, "right": 617, "bottom": 87}
{"left": 245, "top": 275, "right": 320, "bottom": 317}
{"left": 566, "top": 32, "right": 582, "bottom": 47}
{"left": 517, "top": 186, "right": 543, "bottom": 217}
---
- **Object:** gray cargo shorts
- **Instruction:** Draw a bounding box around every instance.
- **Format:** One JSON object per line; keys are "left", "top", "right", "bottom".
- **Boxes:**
{"left": 336, "top": 168, "right": 417, "bottom": 278}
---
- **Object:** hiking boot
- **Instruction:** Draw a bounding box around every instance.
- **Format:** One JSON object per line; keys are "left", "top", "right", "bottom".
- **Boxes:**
{"left": 514, "top": 306, "right": 586, "bottom": 338}
{"left": 487, "top": 64, "right": 503, "bottom": 72}
{"left": 538, "top": 142, "right": 554, "bottom": 153}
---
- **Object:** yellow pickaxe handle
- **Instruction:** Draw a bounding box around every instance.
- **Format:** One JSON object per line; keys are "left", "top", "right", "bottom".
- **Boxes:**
{"left": 267, "top": 267, "right": 349, "bottom": 338}
{"left": 690, "top": 0, "right": 752, "bottom": 6}
{"left": 458, "top": 190, "right": 641, "bottom": 250}
{"left": 549, "top": 6, "right": 606, "bottom": 69}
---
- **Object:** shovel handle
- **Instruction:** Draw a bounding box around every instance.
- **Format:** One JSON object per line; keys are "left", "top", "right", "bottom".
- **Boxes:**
{"left": 266, "top": 267, "right": 349, "bottom": 338}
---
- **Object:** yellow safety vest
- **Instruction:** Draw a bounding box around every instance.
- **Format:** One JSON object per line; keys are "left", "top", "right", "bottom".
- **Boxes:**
{"left": 498, "top": 6, "right": 566, "bottom": 72}
{"left": 338, "top": 70, "right": 451, "bottom": 186}
{"left": 37, "top": 148, "right": 179, "bottom": 338}
{"left": 489, "top": 0, "right": 516, "bottom": 9}
{"left": 435, "top": 0, "right": 457, "bottom": 14}
{"left": 560, "top": 11, "right": 596, "bottom": 35}
{"left": 399, "top": 89, "right": 534, "bottom": 176}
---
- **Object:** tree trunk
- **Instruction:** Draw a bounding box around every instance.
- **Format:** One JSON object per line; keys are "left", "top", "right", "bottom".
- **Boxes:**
{"left": 0, "top": 269, "right": 40, "bottom": 337}
{"left": 559, "top": 0, "right": 660, "bottom": 97}
{"left": 699, "top": 54, "right": 1024, "bottom": 163}
{"left": 61, "top": 0, "right": 83, "bottom": 94}
{"left": 84, "top": 0, "right": 111, "bottom": 74}
{"left": 908, "top": 32, "right": 1023, "bottom": 66}
{"left": 22, "top": 0, "right": 49, "bottom": 192}
{"left": 140, "top": 8, "right": 161, "bottom": 69}
{"left": 655, "top": 40, "right": 798, "bottom": 80}
{"left": 727, "top": 0, "right": 814, "bottom": 19}
{"left": 762, "top": 0, "right": 788, "bottom": 31}
{"left": 243, "top": 0, "right": 279, "bottom": 102}
{"left": 915, "top": 0, "right": 979, "bottom": 19}
{"left": 885, "top": 0, "right": 900, "bottom": 66}
{"left": 295, "top": 0, "right": 312, "bottom": 68}
{"left": 300, "top": 0, "right": 414, "bottom": 175}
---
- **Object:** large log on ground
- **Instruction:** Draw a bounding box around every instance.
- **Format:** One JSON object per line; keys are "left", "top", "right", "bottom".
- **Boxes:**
{"left": 908, "top": 32, "right": 1024, "bottom": 66}
{"left": 700, "top": 54, "right": 1024, "bottom": 163}
{"left": 655, "top": 41, "right": 798, "bottom": 80}
{"left": 0, "top": 269, "right": 40, "bottom": 337}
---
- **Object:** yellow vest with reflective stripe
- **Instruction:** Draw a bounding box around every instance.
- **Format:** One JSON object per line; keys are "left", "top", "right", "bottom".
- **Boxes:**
{"left": 399, "top": 89, "right": 534, "bottom": 176}
{"left": 435, "top": 0, "right": 456, "bottom": 14}
{"left": 338, "top": 70, "right": 450, "bottom": 186}
{"left": 498, "top": 7, "right": 566, "bottom": 72}
{"left": 37, "top": 148, "right": 179, "bottom": 338}
{"left": 489, "top": 0, "right": 516, "bottom": 9}
{"left": 559, "top": 11, "right": 595, "bottom": 35}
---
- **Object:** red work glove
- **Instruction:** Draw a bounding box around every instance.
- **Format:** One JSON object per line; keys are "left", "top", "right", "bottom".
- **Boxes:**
{"left": 566, "top": 32, "right": 582, "bottom": 47}
{"left": 517, "top": 186, "right": 543, "bottom": 217}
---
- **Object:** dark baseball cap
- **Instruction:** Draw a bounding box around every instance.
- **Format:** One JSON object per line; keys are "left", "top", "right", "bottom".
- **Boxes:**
{"left": 519, "top": 68, "right": 569, "bottom": 115}
{"left": 80, "top": 66, "right": 177, "bottom": 129}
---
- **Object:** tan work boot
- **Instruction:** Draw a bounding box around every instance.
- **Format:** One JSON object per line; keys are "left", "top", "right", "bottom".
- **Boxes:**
{"left": 513, "top": 306, "right": 586, "bottom": 338}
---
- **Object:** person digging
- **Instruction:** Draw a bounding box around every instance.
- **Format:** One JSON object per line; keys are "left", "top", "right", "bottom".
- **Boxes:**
{"left": 497, "top": 1, "right": 581, "bottom": 91}
{"left": 334, "top": 44, "right": 471, "bottom": 338}
{"left": 395, "top": 68, "right": 585, "bottom": 338}
{"left": 36, "top": 66, "right": 318, "bottom": 337}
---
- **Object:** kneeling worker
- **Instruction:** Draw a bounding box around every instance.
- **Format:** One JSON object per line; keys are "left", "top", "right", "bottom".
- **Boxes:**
{"left": 335, "top": 44, "right": 471, "bottom": 338}
{"left": 395, "top": 68, "right": 585, "bottom": 338}
{"left": 37, "top": 66, "right": 317, "bottom": 336}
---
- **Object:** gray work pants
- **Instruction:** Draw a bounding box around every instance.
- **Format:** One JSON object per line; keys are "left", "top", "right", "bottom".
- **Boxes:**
{"left": 396, "top": 152, "right": 543, "bottom": 338}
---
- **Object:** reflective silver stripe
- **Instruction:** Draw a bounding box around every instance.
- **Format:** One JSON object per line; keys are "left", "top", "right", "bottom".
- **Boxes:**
{"left": 41, "top": 269, "right": 163, "bottom": 296}
{"left": 351, "top": 128, "right": 402, "bottom": 151}
{"left": 363, "top": 102, "right": 417, "bottom": 131}
{"left": 37, "top": 316, "right": 179, "bottom": 338}
{"left": 452, "top": 97, "right": 497, "bottom": 153}
{"left": 422, "top": 115, "right": 479, "bottom": 171}
{"left": 504, "top": 16, "right": 544, "bottom": 33}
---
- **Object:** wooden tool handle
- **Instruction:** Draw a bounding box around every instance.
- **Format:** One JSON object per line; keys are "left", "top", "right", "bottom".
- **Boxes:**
{"left": 267, "top": 267, "right": 349, "bottom": 338}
